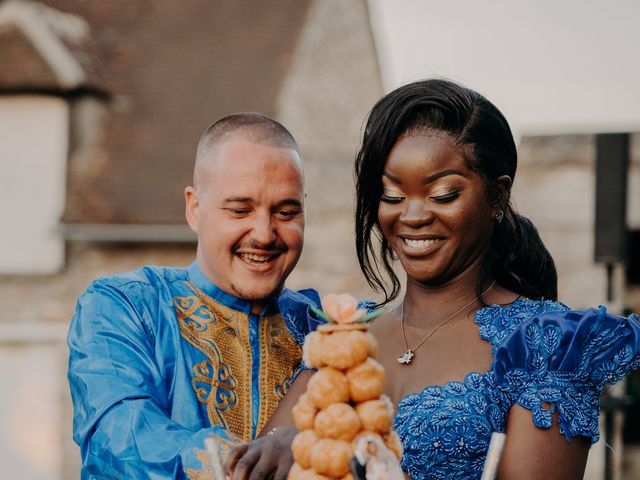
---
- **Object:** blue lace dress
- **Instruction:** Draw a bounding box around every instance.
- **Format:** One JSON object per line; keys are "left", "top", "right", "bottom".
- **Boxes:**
{"left": 393, "top": 298, "right": 640, "bottom": 480}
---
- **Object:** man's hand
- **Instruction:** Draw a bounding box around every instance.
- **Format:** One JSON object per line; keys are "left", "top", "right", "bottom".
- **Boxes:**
{"left": 224, "top": 426, "right": 297, "bottom": 480}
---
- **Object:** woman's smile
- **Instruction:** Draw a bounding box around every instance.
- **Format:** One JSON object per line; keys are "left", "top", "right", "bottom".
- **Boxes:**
{"left": 398, "top": 236, "right": 444, "bottom": 256}
{"left": 378, "top": 133, "right": 495, "bottom": 285}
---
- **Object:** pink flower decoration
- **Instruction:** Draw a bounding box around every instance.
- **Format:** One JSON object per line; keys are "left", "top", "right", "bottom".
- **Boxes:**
{"left": 322, "top": 293, "right": 367, "bottom": 324}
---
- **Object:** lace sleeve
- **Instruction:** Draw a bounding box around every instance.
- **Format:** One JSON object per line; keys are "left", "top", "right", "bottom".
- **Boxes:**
{"left": 493, "top": 307, "right": 640, "bottom": 443}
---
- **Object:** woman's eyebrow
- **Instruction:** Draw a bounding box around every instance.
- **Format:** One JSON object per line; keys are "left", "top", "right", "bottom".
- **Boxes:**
{"left": 382, "top": 171, "right": 402, "bottom": 184}
{"left": 422, "top": 169, "right": 466, "bottom": 184}
{"left": 383, "top": 169, "right": 466, "bottom": 185}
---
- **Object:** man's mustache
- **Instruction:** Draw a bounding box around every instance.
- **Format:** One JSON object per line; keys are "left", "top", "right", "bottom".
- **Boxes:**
{"left": 232, "top": 241, "right": 287, "bottom": 254}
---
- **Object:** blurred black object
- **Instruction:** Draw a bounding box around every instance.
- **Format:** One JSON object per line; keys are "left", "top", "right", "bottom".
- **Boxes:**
{"left": 594, "top": 133, "right": 629, "bottom": 268}
{"left": 625, "top": 230, "right": 640, "bottom": 285}
{"left": 349, "top": 455, "right": 367, "bottom": 480}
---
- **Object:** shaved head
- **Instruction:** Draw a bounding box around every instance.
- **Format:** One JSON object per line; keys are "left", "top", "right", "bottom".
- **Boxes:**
{"left": 194, "top": 112, "right": 301, "bottom": 188}
{"left": 184, "top": 114, "right": 305, "bottom": 310}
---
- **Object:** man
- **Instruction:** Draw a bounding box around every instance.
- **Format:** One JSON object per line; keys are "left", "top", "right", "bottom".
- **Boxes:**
{"left": 68, "top": 113, "right": 320, "bottom": 479}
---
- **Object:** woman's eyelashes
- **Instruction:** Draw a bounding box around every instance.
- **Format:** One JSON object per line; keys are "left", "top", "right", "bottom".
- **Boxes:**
{"left": 380, "top": 190, "right": 461, "bottom": 204}
{"left": 380, "top": 192, "right": 404, "bottom": 203}
{"left": 430, "top": 191, "right": 460, "bottom": 203}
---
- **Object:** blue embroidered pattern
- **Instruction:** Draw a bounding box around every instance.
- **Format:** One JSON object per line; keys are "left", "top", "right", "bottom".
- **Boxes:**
{"left": 394, "top": 299, "right": 640, "bottom": 480}
{"left": 495, "top": 306, "right": 640, "bottom": 443}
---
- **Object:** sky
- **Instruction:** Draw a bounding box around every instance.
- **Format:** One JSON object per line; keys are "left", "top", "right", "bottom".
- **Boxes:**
{"left": 367, "top": 0, "right": 640, "bottom": 136}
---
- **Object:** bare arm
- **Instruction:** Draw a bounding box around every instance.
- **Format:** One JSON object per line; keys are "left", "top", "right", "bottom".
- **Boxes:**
{"left": 498, "top": 405, "right": 589, "bottom": 480}
{"left": 259, "top": 369, "right": 313, "bottom": 435}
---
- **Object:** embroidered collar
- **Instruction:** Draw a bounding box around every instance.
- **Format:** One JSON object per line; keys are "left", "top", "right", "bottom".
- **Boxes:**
{"left": 186, "top": 261, "right": 284, "bottom": 315}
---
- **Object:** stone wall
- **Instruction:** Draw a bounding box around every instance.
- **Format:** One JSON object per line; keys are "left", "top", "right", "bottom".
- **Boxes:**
{"left": 276, "top": 0, "right": 384, "bottom": 301}
{"left": 516, "top": 133, "right": 640, "bottom": 311}
{"left": 0, "top": 1, "right": 385, "bottom": 478}
{"left": 0, "top": 243, "right": 198, "bottom": 479}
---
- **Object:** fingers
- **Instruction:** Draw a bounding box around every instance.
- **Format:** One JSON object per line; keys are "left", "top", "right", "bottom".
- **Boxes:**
{"left": 273, "top": 451, "right": 294, "bottom": 480}
{"left": 248, "top": 453, "right": 277, "bottom": 480}
{"left": 228, "top": 427, "right": 297, "bottom": 480}
{"left": 231, "top": 447, "right": 261, "bottom": 480}
{"left": 251, "top": 440, "right": 294, "bottom": 480}
{"left": 224, "top": 444, "right": 248, "bottom": 477}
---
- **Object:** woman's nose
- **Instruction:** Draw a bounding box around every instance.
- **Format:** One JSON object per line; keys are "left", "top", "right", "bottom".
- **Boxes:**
{"left": 399, "top": 199, "right": 433, "bottom": 228}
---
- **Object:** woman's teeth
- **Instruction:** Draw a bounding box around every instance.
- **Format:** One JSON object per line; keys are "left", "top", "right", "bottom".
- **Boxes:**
{"left": 403, "top": 238, "right": 439, "bottom": 249}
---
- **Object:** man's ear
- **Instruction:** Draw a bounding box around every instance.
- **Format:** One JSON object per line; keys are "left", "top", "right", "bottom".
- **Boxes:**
{"left": 184, "top": 186, "right": 199, "bottom": 233}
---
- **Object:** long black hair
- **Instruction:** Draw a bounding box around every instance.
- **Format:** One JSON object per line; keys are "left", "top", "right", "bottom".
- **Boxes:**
{"left": 354, "top": 79, "right": 557, "bottom": 306}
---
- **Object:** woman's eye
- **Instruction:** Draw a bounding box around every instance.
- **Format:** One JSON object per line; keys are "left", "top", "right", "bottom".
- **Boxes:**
{"left": 430, "top": 192, "right": 459, "bottom": 203}
{"left": 380, "top": 194, "right": 404, "bottom": 203}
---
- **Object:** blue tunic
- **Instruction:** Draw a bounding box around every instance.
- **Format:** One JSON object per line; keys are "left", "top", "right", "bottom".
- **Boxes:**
{"left": 67, "top": 261, "right": 320, "bottom": 479}
{"left": 394, "top": 298, "right": 640, "bottom": 480}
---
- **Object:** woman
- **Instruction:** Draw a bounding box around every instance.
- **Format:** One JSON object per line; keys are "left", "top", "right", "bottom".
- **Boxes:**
{"left": 355, "top": 79, "right": 639, "bottom": 479}
{"left": 225, "top": 80, "right": 640, "bottom": 480}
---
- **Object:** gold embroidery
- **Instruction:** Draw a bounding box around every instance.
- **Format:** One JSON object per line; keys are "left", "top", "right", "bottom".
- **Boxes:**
{"left": 184, "top": 448, "right": 213, "bottom": 480}
{"left": 174, "top": 284, "right": 252, "bottom": 441}
{"left": 174, "top": 282, "right": 302, "bottom": 441}
{"left": 257, "top": 312, "right": 303, "bottom": 433}
{"left": 191, "top": 359, "right": 237, "bottom": 410}
{"left": 184, "top": 433, "right": 241, "bottom": 480}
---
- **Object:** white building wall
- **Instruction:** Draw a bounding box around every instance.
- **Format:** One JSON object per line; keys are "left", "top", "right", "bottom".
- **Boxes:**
{"left": 367, "top": 0, "right": 640, "bottom": 136}
{"left": 0, "top": 95, "right": 68, "bottom": 274}
{"left": 0, "top": 324, "right": 68, "bottom": 480}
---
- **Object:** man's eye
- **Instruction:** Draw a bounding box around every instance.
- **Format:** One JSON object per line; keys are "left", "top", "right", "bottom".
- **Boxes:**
{"left": 276, "top": 209, "right": 301, "bottom": 219}
{"left": 380, "top": 194, "right": 404, "bottom": 204}
{"left": 226, "top": 208, "right": 250, "bottom": 217}
{"left": 430, "top": 192, "right": 459, "bottom": 203}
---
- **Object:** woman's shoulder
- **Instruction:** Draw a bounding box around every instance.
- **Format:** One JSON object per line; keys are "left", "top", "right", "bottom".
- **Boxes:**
{"left": 492, "top": 306, "right": 640, "bottom": 443}
{"left": 475, "top": 297, "right": 570, "bottom": 349}
{"left": 493, "top": 306, "right": 640, "bottom": 386}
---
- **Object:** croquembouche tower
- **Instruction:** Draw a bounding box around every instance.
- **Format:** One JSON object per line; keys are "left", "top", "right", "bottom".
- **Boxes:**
{"left": 288, "top": 294, "right": 402, "bottom": 479}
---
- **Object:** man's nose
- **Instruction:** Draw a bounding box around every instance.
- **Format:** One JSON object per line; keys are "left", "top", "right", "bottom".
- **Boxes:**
{"left": 399, "top": 199, "right": 434, "bottom": 228}
{"left": 250, "top": 213, "right": 276, "bottom": 246}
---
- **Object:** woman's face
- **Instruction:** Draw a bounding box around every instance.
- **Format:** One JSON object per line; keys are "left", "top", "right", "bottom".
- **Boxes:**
{"left": 377, "top": 132, "right": 496, "bottom": 286}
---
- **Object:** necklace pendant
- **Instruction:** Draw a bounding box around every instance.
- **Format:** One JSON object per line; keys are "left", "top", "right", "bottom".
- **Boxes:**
{"left": 398, "top": 350, "right": 414, "bottom": 364}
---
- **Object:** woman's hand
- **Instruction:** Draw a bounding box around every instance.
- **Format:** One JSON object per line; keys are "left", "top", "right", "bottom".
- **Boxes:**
{"left": 224, "top": 426, "right": 297, "bottom": 480}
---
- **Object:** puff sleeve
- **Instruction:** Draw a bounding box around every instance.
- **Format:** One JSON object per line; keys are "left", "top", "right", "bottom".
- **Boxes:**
{"left": 493, "top": 306, "right": 640, "bottom": 443}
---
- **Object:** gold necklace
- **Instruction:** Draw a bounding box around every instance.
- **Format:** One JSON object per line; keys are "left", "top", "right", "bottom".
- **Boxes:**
{"left": 397, "top": 281, "right": 496, "bottom": 364}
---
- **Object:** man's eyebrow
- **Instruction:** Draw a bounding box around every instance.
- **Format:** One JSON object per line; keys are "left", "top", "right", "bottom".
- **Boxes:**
{"left": 223, "top": 196, "right": 252, "bottom": 203}
{"left": 222, "top": 197, "right": 303, "bottom": 208}
{"left": 273, "top": 199, "right": 303, "bottom": 209}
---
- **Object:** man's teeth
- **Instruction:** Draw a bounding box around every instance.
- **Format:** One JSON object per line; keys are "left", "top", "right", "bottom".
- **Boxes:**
{"left": 240, "top": 253, "right": 272, "bottom": 262}
{"left": 404, "top": 238, "right": 439, "bottom": 249}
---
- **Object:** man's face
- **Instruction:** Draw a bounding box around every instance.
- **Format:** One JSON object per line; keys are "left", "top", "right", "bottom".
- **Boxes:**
{"left": 185, "top": 139, "right": 305, "bottom": 312}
